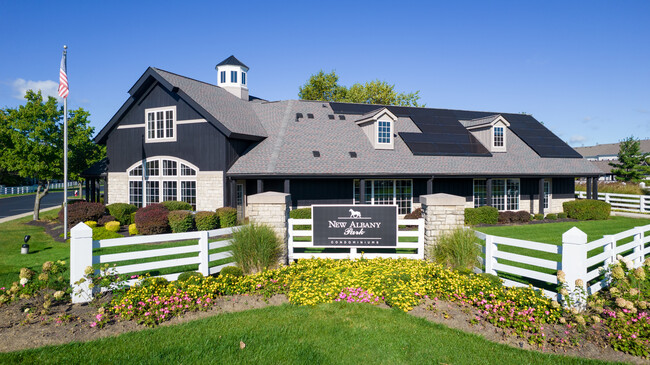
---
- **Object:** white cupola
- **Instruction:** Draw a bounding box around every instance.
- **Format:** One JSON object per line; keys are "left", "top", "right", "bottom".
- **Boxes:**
{"left": 215, "top": 55, "right": 249, "bottom": 100}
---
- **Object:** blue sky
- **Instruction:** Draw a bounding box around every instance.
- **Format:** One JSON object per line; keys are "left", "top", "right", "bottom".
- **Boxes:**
{"left": 1, "top": 0, "right": 648, "bottom": 147}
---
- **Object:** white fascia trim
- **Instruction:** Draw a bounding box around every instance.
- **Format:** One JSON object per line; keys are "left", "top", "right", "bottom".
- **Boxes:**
{"left": 117, "top": 124, "right": 146, "bottom": 129}
{"left": 176, "top": 118, "right": 208, "bottom": 125}
{"left": 355, "top": 107, "right": 398, "bottom": 125}
{"left": 465, "top": 115, "right": 511, "bottom": 130}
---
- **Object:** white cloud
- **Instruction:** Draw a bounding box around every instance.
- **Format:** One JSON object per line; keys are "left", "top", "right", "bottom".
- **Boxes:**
{"left": 11, "top": 79, "right": 60, "bottom": 100}
{"left": 569, "top": 135, "right": 587, "bottom": 144}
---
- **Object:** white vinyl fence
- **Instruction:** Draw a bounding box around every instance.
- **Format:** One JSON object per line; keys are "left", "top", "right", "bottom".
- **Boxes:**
{"left": 0, "top": 181, "right": 77, "bottom": 195}
{"left": 576, "top": 191, "right": 650, "bottom": 213}
{"left": 474, "top": 224, "right": 650, "bottom": 301}
{"left": 288, "top": 218, "right": 425, "bottom": 260}
{"left": 70, "top": 222, "right": 239, "bottom": 303}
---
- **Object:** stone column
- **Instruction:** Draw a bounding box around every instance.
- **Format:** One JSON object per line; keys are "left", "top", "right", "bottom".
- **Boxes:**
{"left": 246, "top": 192, "right": 290, "bottom": 264}
{"left": 420, "top": 193, "right": 466, "bottom": 259}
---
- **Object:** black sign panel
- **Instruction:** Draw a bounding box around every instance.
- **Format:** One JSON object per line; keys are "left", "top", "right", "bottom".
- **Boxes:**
{"left": 312, "top": 205, "right": 397, "bottom": 247}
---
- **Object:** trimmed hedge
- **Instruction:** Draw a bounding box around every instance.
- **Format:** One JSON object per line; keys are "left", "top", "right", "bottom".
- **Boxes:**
{"left": 558, "top": 212, "right": 568, "bottom": 219}
{"left": 217, "top": 207, "right": 237, "bottom": 228}
{"left": 195, "top": 211, "right": 219, "bottom": 231}
{"left": 464, "top": 206, "right": 498, "bottom": 225}
{"left": 59, "top": 201, "right": 106, "bottom": 228}
{"left": 289, "top": 208, "right": 311, "bottom": 219}
{"left": 498, "top": 210, "right": 531, "bottom": 224}
{"left": 545, "top": 213, "right": 558, "bottom": 220}
{"left": 563, "top": 199, "right": 611, "bottom": 220}
{"left": 135, "top": 204, "right": 170, "bottom": 235}
{"left": 168, "top": 210, "right": 194, "bottom": 233}
{"left": 162, "top": 201, "right": 193, "bottom": 212}
{"left": 533, "top": 213, "right": 544, "bottom": 220}
{"left": 106, "top": 203, "right": 138, "bottom": 225}
{"left": 105, "top": 221, "right": 121, "bottom": 232}
{"left": 404, "top": 208, "right": 422, "bottom": 220}
{"left": 98, "top": 215, "right": 117, "bottom": 226}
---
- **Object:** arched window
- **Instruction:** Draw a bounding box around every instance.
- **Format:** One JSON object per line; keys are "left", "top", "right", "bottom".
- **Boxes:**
{"left": 127, "top": 157, "right": 198, "bottom": 209}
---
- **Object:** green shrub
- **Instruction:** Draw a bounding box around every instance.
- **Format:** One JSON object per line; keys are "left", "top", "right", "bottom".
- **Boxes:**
{"left": 135, "top": 204, "right": 170, "bottom": 235}
{"left": 162, "top": 200, "right": 193, "bottom": 211}
{"left": 230, "top": 223, "right": 283, "bottom": 274}
{"left": 195, "top": 211, "right": 219, "bottom": 231}
{"left": 106, "top": 203, "right": 138, "bottom": 225}
{"left": 168, "top": 210, "right": 194, "bottom": 233}
{"left": 545, "top": 213, "right": 557, "bottom": 220}
{"left": 92, "top": 227, "right": 123, "bottom": 240}
{"left": 59, "top": 201, "right": 106, "bottom": 228}
{"left": 430, "top": 227, "right": 480, "bottom": 271}
{"left": 533, "top": 213, "right": 544, "bottom": 220}
{"left": 84, "top": 220, "right": 97, "bottom": 228}
{"left": 289, "top": 207, "right": 311, "bottom": 219}
{"left": 177, "top": 271, "right": 203, "bottom": 282}
{"left": 464, "top": 206, "right": 498, "bottom": 225}
{"left": 217, "top": 207, "right": 238, "bottom": 227}
{"left": 219, "top": 265, "right": 244, "bottom": 277}
{"left": 105, "top": 221, "right": 121, "bottom": 232}
{"left": 404, "top": 208, "right": 422, "bottom": 220}
{"left": 558, "top": 212, "right": 568, "bottom": 219}
{"left": 563, "top": 199, "right": 611, "bottom": 220}
{"left": 128, "top": 223, "right": 138, "bottom": 236}
{"left": 130, "top": 212, "right": 136, "bottom": 225}
{"left": 98, "top": 215, "right": 116, "bottom": 226}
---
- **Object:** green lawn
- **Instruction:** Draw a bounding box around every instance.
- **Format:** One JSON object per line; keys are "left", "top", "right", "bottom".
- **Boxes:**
{"left": 0, "top": 303, "right": 610, "bottom": 365}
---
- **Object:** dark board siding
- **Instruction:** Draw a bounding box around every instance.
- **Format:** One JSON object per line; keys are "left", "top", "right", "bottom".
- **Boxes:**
{"left": 121, "top": 84, "right": 202, "bottom": 125}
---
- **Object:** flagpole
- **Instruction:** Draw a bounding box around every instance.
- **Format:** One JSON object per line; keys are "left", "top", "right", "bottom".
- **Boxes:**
{"left": 63, "top": 45, "right": 68, "bottom": 240}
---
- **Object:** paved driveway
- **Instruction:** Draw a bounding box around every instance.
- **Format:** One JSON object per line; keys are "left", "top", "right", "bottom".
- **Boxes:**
{"left": 0, "top": 191, "right": 76, "bottom": 219}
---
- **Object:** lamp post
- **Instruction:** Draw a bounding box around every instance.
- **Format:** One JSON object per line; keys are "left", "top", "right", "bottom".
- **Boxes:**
{"left": 21, "top": 235, "right": 31, "bottom": 254}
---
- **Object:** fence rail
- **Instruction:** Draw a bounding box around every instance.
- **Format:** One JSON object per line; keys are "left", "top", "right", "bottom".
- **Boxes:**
{"left": 70, "top": 223, "right": 239, "bottom": 303}
{"left": 474, "top": 223, "right": 650, "bottom": 301}
{"left": 576, "top": 191, "right": 650, "bottom": 213}
{"left": 288, "top": 218, "right": 425, "bottom": 260}
{"left": 0, "top": 182, "right": 77, "bottom": 195}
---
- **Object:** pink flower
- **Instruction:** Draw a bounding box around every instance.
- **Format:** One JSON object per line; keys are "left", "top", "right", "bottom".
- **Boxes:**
{"left": 90, "top": 322, "right": 97, "bottom": 328}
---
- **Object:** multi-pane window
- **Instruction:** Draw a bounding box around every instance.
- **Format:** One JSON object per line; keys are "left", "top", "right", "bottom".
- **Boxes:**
{"left": 127, "top": 158, "right": 198, "bottom": 208}
{"left": 129, "top": 181, "right": 142, "bottom": 208}
{"left": 377, "top": 120, "right": 391, "bottom": 144}
{"left": 242, "top": 72, "right": 246, "bottom": 85}
{"left": 493, "top": 127, "right": 504, "bottom": 147}
{"left": 544, "top": 180, "right": 551, "bottom": 209}
{"left": 473, "top": 179, "right": 520, "bottom": 211}
{"left": 353, "top": 179, "right": 412, "bottom": 214}
{"left": 231, "top": 71, "right": 237, "bottom": 83}
{"left": 145, "top": 107, "right": 175, "bottom": 142}
{"left": 220, "top": 71, "right": 226, "bottom": 83}
{"left": 181, "top": 181, "right": 196, "bottom": 209}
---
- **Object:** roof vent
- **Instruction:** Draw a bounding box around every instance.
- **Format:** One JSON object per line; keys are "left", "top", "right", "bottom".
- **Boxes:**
{"left": 307, "top": 113, "right": 314, "bottom": 119}
{"left": 328, "top": 114, "right": 335, "bottom": 120}
{"left": 295, "top": 113, "right": 303, "bottom": 122}
{"left": 312, "top": 150, "right": 320, "bottom": 157}
{"left": 349, "top": 151, "right": 357, "bottom": 158}
{"left": 338, "top": 115, "right": 346, "bottom": 120}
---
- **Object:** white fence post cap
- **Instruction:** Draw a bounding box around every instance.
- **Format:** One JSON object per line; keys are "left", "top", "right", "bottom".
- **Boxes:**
{"left": 71, "top": 222, "right": 93, "bottom": 237}
{"left": 562, "top": 227, "right": 587, "bottom": 244}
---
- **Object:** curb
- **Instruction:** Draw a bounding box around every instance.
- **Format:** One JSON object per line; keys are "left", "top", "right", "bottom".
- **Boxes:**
{"left": 0, "top": 206, "right": 59, "bottom": 224}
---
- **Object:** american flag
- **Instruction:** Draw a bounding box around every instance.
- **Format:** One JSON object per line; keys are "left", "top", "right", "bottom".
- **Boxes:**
{"left": 58, "top": 51, "right": 68, "bottom": 98}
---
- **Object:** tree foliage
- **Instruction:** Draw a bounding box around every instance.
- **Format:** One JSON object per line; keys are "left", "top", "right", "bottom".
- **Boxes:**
{"left": 0, "top": 90, "right": 104, "bottom": 219}
{"left": 298, "top": 70, "right": 423, "bottom": 107}
{"left": 609, "top": 136, "right": 650, "bottom": 182}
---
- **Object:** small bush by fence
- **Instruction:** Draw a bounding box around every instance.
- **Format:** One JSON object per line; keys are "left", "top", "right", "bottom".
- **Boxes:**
{"left": 465, "top": 206, "right": 498, "bottom": 225}
{"left": 563, "top": 199, "right": 611, "bottom": 220}
{"left": 576, "top": 191, "right": 649, "bottom": 213}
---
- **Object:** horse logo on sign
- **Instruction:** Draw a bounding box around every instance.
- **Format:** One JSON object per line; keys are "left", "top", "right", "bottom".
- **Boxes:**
{"left": 348, "top": 209, "right": 361, "bottom": 218}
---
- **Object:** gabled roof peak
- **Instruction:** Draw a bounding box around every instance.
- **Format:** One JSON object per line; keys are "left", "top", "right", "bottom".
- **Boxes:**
{"left": 216, "top": 55, "right": 249, "bottom": 69}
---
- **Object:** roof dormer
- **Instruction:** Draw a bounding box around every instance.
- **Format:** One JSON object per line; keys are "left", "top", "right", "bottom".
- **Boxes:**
{"left": 216, "top": 55, "right": 249, "bottom": 100}
{"left": 355, "top": 107, "right": 398, "bottom": 150}
{"left": 460, "top": 114, "right": 510, "bottom": 153}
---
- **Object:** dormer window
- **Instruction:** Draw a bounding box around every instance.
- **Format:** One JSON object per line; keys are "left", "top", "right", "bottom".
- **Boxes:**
{"left": 493, "top": 126, "right": 504, "bottom": 147}
{"left": 355, "top": 107, "right": 398, "bottom": 150}
{"left": 145, "top": 106, "right": 176, "bottom": 143}
{"left": 460, "top": 114, "right": 509, "bottom": 153}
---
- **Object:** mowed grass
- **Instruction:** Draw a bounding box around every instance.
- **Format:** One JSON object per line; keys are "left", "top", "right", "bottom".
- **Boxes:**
{"left": 0, "top": 303, "right": 610, "bottom": 365}
{"left": 0, "top": 209, "right": 70, "bottom": 288}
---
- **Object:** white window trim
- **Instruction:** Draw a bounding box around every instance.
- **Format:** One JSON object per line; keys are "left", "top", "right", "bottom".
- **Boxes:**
{"left": 127, "top": 156, "right": 198, "bottom": 207}
{"left": 376, "top": 119, "right": 393, "bottom": 146}
{"left": 145, "top": 106, "right": 177, "bottom": 143}
{"left": 490, "top": 123, "right": 507, "bottom": 152}
{"left": 544, "top": 179, "right": 552, "bottom": 210}
{"left": 352, "top": 179, "right": 413, "bottom": 215}
{"left": 472, "top": 178, "right": 520, "bottom": 211}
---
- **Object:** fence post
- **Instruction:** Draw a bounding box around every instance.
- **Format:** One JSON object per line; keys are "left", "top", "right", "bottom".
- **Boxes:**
{"left": 561, "top": 227, "right": 588, "bottom": 305}
{"left": 641, "top": 196, "right": 647, "bottom": 213}
{"left": 70, "top": 222, "right": 94, "bottom": 303}
{"left": 604, "top": 193, "right": 610, "bottom": 204}
{"left": 484, "top": 235, "right": 497, "bottom": 275}
{"left": 633, "top": 228, "right": 644, "bottom": 267}
{"left": 417, "top": 218, "right": 425, "bottom": 260}
{"left": 198, "top": 231, "right": 209, "bottom": 276}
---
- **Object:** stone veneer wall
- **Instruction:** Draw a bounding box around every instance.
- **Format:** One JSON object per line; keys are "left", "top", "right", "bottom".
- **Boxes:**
{"left": 196, "top": 171, "right": 224, "bottom": 211}
{"left": 421, "top": 193, "right": 466, "bottom": 260}
{"left": 246, "top": 192, "right": 290, "bottom": 264}
{"left": 106, "top": 173, "right": 128, "bottom": 205}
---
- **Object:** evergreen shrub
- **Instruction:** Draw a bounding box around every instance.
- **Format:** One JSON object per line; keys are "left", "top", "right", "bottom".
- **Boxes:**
{"left": 545, "top": 213, "right": 558, "bottom": 220}
{"left": 464, "top": 206, "right": 498, "bottom": 225}
{"left": 563, "top": 199, "right": 611, "bottom": 220}
{"left": 195, "top": 211, "right": 219, "bottom": 231}
{"left": 558, "top": 212, "right": 568, "bottom": 219}
{"left": 168, "top": 210, "right": 194, "bottom": 233}
{"left": 217, "top": 207, "right": 238, "bottom": 227}
{"left": 533, "top": 213, "right": 544, "bottom": 220}
{"left": 105, "top": 221, "right": 121, "bottom": 232}
{"left": 106, "top": 203, "right": 138, "bottom": 225}
{"left": 177, "top": 272, "right": 203, "bottom": 282}
{"left": 220, "top": 266, "right": 244, "bottom": 277}
{"left": 128, "top": 223, "right": 138, "bottom": 236}
{"left": 162, "top": 201, "right": 193, "bottom": 211}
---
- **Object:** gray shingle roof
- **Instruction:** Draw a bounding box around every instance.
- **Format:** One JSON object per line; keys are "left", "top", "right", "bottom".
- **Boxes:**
{"left": 216, "top": 55, "right": 249, "bottom": 69}
{"left": 152, "top": 68, "right": 266, "bottom": 138}
{"left": 228, "top": 100, "right": 602, "bottom": 177}
{"left": 459, "top": 114, "right": 500, "bottom": 128}
{"left": 574, "top": 139, "right": 650, "bottom": 158}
